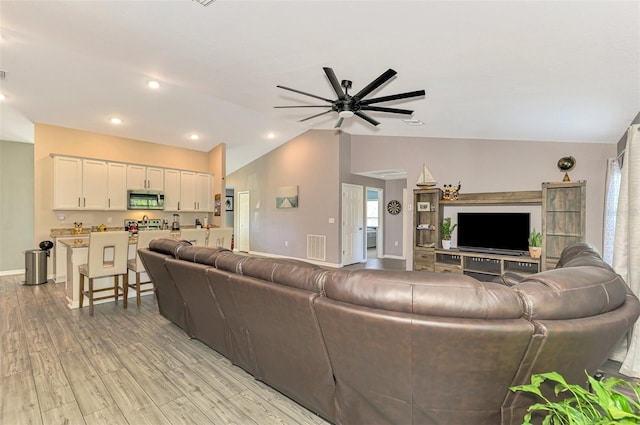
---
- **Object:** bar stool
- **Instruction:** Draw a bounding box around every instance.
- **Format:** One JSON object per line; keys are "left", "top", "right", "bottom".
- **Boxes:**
{"left": 206, "top": 227, "right": 233, "bottom": 249}
{"left": 180, "top": 228, "right": 208, "bottom": 246}
{"left": 79, "top": 231, "right": 129, "bottom": 316}
{"left": 126, "top": 229, "right": 171, "bottom": 306}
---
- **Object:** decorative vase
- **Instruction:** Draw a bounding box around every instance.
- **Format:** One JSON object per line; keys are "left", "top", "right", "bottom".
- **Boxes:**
{"left": 529, "top": 246, "right": 542, "bottom": 258}
{"left": 442, "top": 240, "right": 452, "bottom": 250}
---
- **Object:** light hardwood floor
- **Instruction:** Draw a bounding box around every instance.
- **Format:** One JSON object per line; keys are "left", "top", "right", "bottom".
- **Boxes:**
{"left": 0, "top": 274, "right": 329, "bottom": 425}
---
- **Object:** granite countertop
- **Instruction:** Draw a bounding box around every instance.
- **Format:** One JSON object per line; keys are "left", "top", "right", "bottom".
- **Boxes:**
{"left": 59, "top": 236, "right": 138, "bottom": 248}
{"left": 50, "top": 227, "right": 124, "bottom": 238}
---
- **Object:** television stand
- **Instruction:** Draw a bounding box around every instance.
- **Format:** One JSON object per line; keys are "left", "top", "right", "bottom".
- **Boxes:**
{"left": 457, "top": 246, "right": 527, "bottom": 257}
{"left": 434, "top": 249, "right": 540, "bottom": 282}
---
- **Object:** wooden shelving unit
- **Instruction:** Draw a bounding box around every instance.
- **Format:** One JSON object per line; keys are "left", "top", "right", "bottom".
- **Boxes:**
{"left": 541, "top": 181, "right": 586, "bottom": 270}
{"left": 413, "top": 182, "right": 586, "bottom": 274}
{"left": 413, "top": 188, "right": 442, "bottom": 271}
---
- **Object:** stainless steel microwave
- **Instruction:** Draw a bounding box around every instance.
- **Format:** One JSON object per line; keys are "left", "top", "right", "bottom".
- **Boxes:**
{"left": 127, "top": 190, "right": 165, "bottom": 210}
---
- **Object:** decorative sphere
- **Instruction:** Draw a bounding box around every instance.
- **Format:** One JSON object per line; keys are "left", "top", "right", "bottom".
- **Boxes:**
{"left": 557, "top": 156, "right": 576, "bottom": 172}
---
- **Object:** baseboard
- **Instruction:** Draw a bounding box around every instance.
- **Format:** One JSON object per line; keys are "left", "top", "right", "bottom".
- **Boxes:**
{"left": 248, "top": 250, "right": 341, "bottom": 269}
{"left": 0, "top": 269, "right": 24, "bottom": 276}
{"left": 382, "top": 254, "right": 406, "bottom": 260}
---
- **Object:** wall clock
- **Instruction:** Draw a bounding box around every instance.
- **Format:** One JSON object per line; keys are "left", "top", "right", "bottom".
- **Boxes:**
{"left": 387, "top": 200, "right": 402, "bottom": 215}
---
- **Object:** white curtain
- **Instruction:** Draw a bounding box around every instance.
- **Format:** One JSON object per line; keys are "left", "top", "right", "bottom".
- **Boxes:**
{"left": 603, "top": 158, "right": 621, "bottom": 266}
{"left": 615, "top": 124, "right": 640, "bottom": 377}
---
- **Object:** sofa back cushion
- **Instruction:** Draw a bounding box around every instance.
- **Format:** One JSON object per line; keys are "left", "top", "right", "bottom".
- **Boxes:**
{"left": 323, "top": 269, "right": 523, "bottom": 319}
{"left": 148, "top": 237, "right": 192, "bottom": 256}
{"left": 515, "top": 266, "right": 628, "bottom": 320}
{"left": 175, "top": 245, "right": 231, "bottom": 266}
{"left": 238, "top": 257, "right": 325, "bottom": 293}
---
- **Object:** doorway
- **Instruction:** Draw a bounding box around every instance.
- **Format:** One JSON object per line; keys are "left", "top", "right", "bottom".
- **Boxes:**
{"left": 366, "top": 187, "right": 384, "bottom": 259}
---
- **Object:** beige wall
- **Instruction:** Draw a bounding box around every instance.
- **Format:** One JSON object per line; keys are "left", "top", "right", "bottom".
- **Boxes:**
{"left": 34, "top": 124, "right": 225, "bottom": 253}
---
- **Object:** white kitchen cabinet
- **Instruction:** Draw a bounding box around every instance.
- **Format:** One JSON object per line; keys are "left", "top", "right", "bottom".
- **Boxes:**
{"left": 53, "top": 156, "right": 83, "bottom": 209}
{"left": 82, "top": 159, "right": 108, "bottom": 209}
{"left": 107, "top": 162, "right": 127, "bottom": 210}
{"left": 167, "top": 170, "right": 212, "bottom": 212}
{"left": 196, "top": 172, "right": 212, "bottom": 211}
{"left": 127, "top": 165, "right": 164, "bottom": 190}
{"left": 53, "top": 156, "right": 108, "bottom": 210}
{"left": 164, "top": 168, "right": 181, "bottom": 211}
{"left": 180, "top": 171, "right": 197, "bottom": 211}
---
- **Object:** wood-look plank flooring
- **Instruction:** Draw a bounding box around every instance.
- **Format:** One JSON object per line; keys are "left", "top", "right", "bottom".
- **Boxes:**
{"left": 0, "top": 274, "right": 329, "bottom": 425}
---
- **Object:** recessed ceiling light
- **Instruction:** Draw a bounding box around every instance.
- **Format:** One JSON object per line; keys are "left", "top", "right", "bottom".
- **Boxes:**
{"left": 0, "top": 93, "right": 5, "bottom": 101}
{"left": 147, "top": 80, "right": 160, "bottom": 89}
{"left": 267, "top": 132, "right": 275, "bottom": 139}
{"left": 190, "top": 134, "right": 199, "bottom": 140}
{"left": 111, "top": 117, "right": 122, "bottom": 125}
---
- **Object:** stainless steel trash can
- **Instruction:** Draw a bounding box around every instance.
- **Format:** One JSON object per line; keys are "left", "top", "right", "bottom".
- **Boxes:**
{"left": 24, "top": 249, "right": 48, "bottom": 285}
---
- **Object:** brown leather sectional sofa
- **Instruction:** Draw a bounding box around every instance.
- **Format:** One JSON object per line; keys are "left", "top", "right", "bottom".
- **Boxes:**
{"left": 139, "top": 240, "right": 640, "bottom": 425}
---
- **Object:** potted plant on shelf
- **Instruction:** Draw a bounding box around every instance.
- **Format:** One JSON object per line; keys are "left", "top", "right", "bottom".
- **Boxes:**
{"left": 529, "top": 228, "right": 542, "bottom": 258}
{"left": 510, "top": 370, "right": 640, "bottom": 424}
{"left": 441, "top": 217, "right": 457, "bottom": 250}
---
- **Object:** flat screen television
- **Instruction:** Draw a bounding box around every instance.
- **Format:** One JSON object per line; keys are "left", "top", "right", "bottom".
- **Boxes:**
{"left": 457, "top": 212, "right": 530, "bottom": 255}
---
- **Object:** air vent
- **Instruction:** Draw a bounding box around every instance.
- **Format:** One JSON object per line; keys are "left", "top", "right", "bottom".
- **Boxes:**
{"left": 192, "top": 0, "right": 216, "bottom": 5}
{"left": 307, "top": 235, "right": 326, "bottom": 262}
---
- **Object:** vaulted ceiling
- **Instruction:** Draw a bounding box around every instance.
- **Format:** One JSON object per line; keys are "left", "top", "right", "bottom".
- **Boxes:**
{"left": 1, "top": 0, "right": 638, "bottom": 173}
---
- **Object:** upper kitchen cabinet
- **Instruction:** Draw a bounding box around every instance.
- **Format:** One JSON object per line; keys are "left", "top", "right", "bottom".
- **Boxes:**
{"left": 126, "top": 164, "right": 164, "bottom": 190}
{"left": 163, "top": 168, "right": 181, "bottom": 211}
{"left": 181, "top": 171, "right": 212, "bottom": 211}
{"left": 107, "top": 162, "right": 127, "bottom": 210}
{"left": 168, "top": 170, "right": 212, "bottom": 212}
{"left": 53, "top": 156, "right": 108, "bottom": 210}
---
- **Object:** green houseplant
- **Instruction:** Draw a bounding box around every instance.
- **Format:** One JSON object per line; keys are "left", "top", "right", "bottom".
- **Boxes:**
{"left": 528, "top": 228, "right": 543, "bottom": 258}
{"left": 510, "top": 371, "right": 640, "bottom": 424}
{"left": 441, "top": 217, "right": 457, "bottom": 250}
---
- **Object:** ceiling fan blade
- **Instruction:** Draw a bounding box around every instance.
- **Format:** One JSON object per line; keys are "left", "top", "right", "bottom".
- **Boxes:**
{"left": 334, "top": 117, "right": 344, "bottom": 128}
{"left": 360, "top": 90, "right": 426, "bottom": 105}
{"left": 274, "top": 105, "right": 332, "bottom": 108}
{"left": 299, "top": 109, "right": 333, "bottom": 122}
{"left": 355, "top": 111, "right": 380, "bottom": 126}
{"left": 360, "top": 105, "right": 414, "bottom": 115}
{"left": 323, "top": 67, "right": 345, "bottom": 98}
{"left": 277, "top": 85, "right": 333, "bottom": 103}
{"left": 353, "top": 69, "right": 397, "bottom": 100}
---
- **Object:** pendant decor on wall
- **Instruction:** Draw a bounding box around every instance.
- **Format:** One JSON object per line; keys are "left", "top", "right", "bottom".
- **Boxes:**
{"left": 387, "top": 200, "right": 402, "bottom": 215}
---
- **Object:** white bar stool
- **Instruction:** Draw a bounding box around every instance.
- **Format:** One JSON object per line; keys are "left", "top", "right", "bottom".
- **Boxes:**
{"left": 126, "top": 229, "right": 171, "bottom": 306}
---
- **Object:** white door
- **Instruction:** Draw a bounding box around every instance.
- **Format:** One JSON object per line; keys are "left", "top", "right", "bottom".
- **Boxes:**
{"left": 236, "top": 191, "right": 250, "bottom": 252}
{"left": 342, "top": 183, "right": 365, "bottom": 266}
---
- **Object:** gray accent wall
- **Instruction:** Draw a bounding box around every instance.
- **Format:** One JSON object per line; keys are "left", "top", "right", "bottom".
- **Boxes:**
{"left": 227, "top": 130, "right": 343, "bottom": 264}
{"left": 1, "top": 140, "right": 34, "bottom": 272}
{"left": 350, "top": 134, "right": 617, "bottom": 254}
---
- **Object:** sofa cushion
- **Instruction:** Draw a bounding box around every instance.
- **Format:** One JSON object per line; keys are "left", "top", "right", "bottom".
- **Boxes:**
{"left": 515, "top": 266, "right": 628, "bottom": 320}
{"left": 175, "top": 245, "right": 231, "bottom": 265}
{"left": 148, "top": 237, "right": 192, "bottom": 257}
{"left": 239, "top": 257, "right": 325, "bottom": 292}
{"left": 323, "top": 269, "right": 523, "bottom": 319}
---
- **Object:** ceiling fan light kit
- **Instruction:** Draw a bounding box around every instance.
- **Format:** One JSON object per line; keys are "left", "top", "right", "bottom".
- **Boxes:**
{"left": 275, "top": 67, "right": 426, "bottom": 128}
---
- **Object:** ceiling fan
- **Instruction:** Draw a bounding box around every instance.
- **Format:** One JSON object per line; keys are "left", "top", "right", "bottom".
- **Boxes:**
{"left": 275, "top": 67, "right": 426, "bottom": 128}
